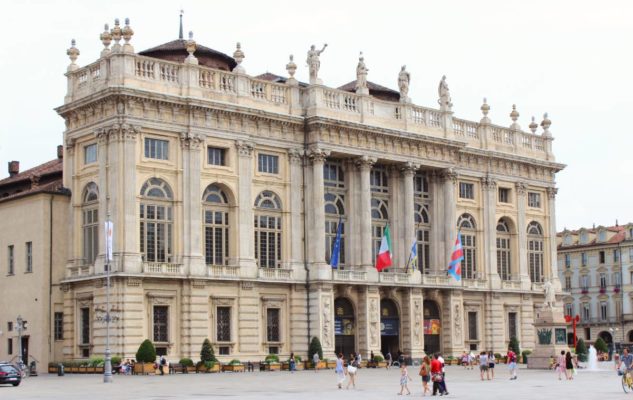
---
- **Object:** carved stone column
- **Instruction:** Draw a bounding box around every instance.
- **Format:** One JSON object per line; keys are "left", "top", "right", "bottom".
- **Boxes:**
{"left": 430, "top": 172, "right": 444, "bottom": 273}
{"left": 308, "top": 148, "right": 329, "bottom": 275}
{"left": 357, "top": 287, "right": 381, "bottom": 359}
{"left": 482, "top": 176, "right": 500, "bottom": 286}
{"left": 547, "top": 187, "right": 561, "bottom": 290}
{"left": 356, "top": 156, "right": 376, "bottom": 269}
{"left": 402, "top": 288, "right": 425, "bottom": 358}
{"left": 516, "top": 182, "right": 530, "bottom": 288}
{"left": 235, "top": 140, "right": 257, "bottom": 275}
{"left": 442, "top": 170, "right": 457, "bottom": 269}
{"left": 288, "top": 149, "right": 304, "bottom": 270}
{"left": 66, "top": 138, "right": 78, "bottom": 270}
{"left": 119, "top": 125, "right": 142, "bottom": 273}
{"left": 401, "top": 163, "right": 416, "bottom": 269}
{"left": 180, "top": 132, "right": 205, "bottom": 276}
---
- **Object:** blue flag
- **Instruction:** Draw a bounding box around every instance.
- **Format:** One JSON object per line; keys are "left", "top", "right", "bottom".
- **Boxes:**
{"left": 409, "top": 240, "right": 417, "bottom": 273}
{"left": 330, "top": 218, "right": 343, "bottom": 269}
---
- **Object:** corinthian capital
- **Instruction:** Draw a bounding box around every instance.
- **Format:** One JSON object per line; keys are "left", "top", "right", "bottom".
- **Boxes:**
{"left": 235, "top": 140, "right": 254, "bottom": 157}
{"left": 400, "top": 161, "right": 418, "bottom": 176}
{"left": 180, "top": 131, "right": 201, "bottom": 150}
{"left": 308, "top": 147, "right": 330, "bottom": 164}
{"left": 441, "top": 168, "right": 458, "bottom": 183}
{"left": 515, "top": 181, "right": 527, "bottom": 195}
{"left": 547, "top": 187, "right": 558, "bottom": 199}
{"left": 288, "top": 148, "right": 304, "bottom": 164}
{"left": 354, "top": 155, "right": 376, "bottom": 170}
{"left": 481, "top": 175, "right": 497, "bottom": 191}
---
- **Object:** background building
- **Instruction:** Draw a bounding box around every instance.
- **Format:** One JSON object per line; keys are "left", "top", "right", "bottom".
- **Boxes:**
{"left": 557, "top": 223, "right": 633, "bottom": 350}
{"left": 0, "top": 18, "right": 564, "bottom": 366}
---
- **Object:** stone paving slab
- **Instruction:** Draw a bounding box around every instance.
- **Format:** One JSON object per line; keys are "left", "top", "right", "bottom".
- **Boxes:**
{"left": 0, "top": 364, "right": 626, "bottom": 400}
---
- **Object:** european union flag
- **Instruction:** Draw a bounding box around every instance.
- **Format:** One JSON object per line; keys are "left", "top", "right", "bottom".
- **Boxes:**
{"left": 330, "top": 217, "right": 343, "bottom": 269}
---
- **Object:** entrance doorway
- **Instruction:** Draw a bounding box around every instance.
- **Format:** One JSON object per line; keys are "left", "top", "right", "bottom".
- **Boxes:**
{"left": 380, "top": 299, "right": 400, "bottom": 358}
{"left": 21, "top": 336, "right": 29, "bottom": 364}
{"left": 334, "top": 298, "right": 355, "bottom": 357}
{"left": 423, "top": 300, "right": 441, "bottom": 355}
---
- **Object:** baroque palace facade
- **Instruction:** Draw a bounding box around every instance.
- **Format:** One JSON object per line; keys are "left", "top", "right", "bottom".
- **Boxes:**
{"left": 1, "top": 18, "right": 565, "bottom": 366}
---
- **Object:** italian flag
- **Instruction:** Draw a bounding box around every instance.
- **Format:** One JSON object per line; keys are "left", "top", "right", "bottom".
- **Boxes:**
{"left": 375, "top": 224, "right": 392, "bottom": 272}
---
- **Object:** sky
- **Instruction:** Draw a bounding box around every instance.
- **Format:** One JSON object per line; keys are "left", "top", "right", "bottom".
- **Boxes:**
{"left": 1, "top": 0, "right": 631, "bottom": 231}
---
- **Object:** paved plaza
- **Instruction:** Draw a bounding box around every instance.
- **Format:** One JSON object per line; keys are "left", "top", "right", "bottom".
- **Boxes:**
{"left": 0, "top": 363, "right": 625, "bottom": 400}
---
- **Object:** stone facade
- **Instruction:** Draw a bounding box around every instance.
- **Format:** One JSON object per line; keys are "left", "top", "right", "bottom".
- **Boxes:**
{"left": 557, "top": 224, "right": 633, "bottom": 348}
{"left": 2, "top": 19, "right": 566, "bottom": 366}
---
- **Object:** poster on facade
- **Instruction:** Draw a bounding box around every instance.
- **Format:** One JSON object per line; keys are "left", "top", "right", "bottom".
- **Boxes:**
{"left": 424, "top": 319, "right": 441, "bottom": 335}
{"left": 555, "top": 328, "right": 567, "bottom": 345}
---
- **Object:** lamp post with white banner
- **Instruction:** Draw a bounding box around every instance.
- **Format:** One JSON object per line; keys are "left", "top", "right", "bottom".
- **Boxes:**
{"left": 103, "top": 216, "right": 113, "bottom": 383}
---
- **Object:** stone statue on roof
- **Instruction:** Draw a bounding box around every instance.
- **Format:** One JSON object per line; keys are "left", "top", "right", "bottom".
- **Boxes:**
{"left": 355, "top": 52, "right": 369, "bottom": 95}
{"left": 398, "top": 65, "right": 410, "bottom": 103}
{"left": 438, "top": 75, "right": 453, "bottom": 112}
{"left": 307, "top": 43, "right": 328, "bottom": 84}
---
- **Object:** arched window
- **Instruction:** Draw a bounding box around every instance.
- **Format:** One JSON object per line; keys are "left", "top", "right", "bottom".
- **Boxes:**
{"left": 254, "top": 191, "right": 282, "bottom": 268}
{"left": 527, "top": 221, "right": 544, "bottom": 283}
{"left": 496, "top": 218, "right": 511, "bottom": 281}
{"left": 415, "top": 203, "right": 431, "bottom": 274}
{"left": 82, "top": 182, "right": 99, "bottom": 265}
{"left": 203, "top": 184, "right": 229, "bottom": 266}
{"left": 324, "top": 191, "right": 346, "bottom": 267}
{"left": 140, "top": 178, "right": 173, "bottom": 263}
{"left": 458, "top": 213, "right": 477, "bottom": 279}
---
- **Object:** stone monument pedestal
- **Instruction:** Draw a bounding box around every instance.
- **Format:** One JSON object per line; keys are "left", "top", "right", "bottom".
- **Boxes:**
{"left": 528, "top": 307, "right": 569, "bottom": 369}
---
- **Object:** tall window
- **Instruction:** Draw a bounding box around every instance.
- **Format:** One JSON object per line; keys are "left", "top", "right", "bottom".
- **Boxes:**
{"left": 565, "top": 276, "right": 572, "bottom": 290}
{"left": 496, "top": 219, "right": 511, "bottom": 281}
{"left": 565, "top": 254, "right": 571, "bottom": 268}
{"left": 614, "top": 249, "right": 620, "bottom": 263}
{"left": 80, "top": 307, "right": 90, "bottom": 345}
{"left": 203, "top": 184, "right": 229, "bottom": 266}
{"left": 498, "top": 187, "right": 510, "bottom": 203}
{"left": 84, "top": 143, "right": 97, "bottom": 164}
{"left": 599, "top": 273, "right": 607, "bottom": 288}
{"left": 140, "top": 178, "right": 173, "bottom": 263}
{"left": 207, "top": 147, "right": 226, "bottom": 166}
{"left": 581, "top": 252, "right": 587, "bottom": 266}
{"left": 254, "top": 191, "right": 282, "bottom": 268}
{"left": 468, "top": 311, "right": 478, "bottom": 340}
{"left": 8, "top": 245, "right": 14, "bottom": 275}
{"left": 581, "top": 275, "right": 589, "bottom": 291}
{"left": 599, "top": 251, "right": 605, "bottom": 264}
{"left": 459, "top": 182, "right": 474, "bottom": 199}
{"left": 508, "top": 312, "right": 517, "bottom": 340}
{"left": 565, "top": 303, "right": 573, "bottom": 317}
{"left": 582, "top": 303, "right": 590, "bottom": 321}
{"left": 371, "top": 167, "right": 389, "bottom": 265}
{"left": 458, "top": 214, "right": 477, "bottom": 279}
{"left": 54, "top": 312, "right": 64, "bottom": 340}
{"left": 414, "top": 173, "right": 431, "bottom": 274}
{"left": 144, "top": 138, "right": 169, "bottom": 160}
{"left": 153, "top": 305, "right": 168, "bottom": 342}
{"left": 600, "top": 302, "right": 608, "bottom": 321}
{"left": 266, "top": 308, "right": 280, "bottom": 342}
{"left": 258, "top": 153, "right": 279, "bottom": 174}
{"left": 527, "top": 221, "right": 544, "bottom": 283}
{"left": 25, "top": 241, "right": 32, "bottom": 273}
{"left": 217, "top": 307, "right": 231, "bottom": 342}
{"left": 82, "top": 183, "right": 99, "bottom": 266}
{"left": 528, "top": 192, "right": 541, "bottom": 208}
{"left": 324, "top": 161, "right": 346, "bottom": 267}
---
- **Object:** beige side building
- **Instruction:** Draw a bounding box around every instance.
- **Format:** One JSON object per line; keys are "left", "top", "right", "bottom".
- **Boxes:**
{"left": 1, "top": 18, "right": 565, "bottom": 366}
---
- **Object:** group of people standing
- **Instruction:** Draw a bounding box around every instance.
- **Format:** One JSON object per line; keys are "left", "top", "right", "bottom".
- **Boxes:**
{"left": 555, "top": 350, "right": 577, "bottom": 380}
{"left": 417, "top": 353, "right": 449, "bottom": 396}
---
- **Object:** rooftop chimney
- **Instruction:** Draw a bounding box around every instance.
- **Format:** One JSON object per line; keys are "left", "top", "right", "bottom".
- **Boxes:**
{"left": 57, "top": 145, "right": 63, "bottom": 159}
{"left": 8, "top": 161, "right": 19, "bottom": 177}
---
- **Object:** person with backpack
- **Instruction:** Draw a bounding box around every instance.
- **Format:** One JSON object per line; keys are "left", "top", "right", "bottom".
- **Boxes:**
{"left": 419, "top": 355, "right": 431, "bottom": 396}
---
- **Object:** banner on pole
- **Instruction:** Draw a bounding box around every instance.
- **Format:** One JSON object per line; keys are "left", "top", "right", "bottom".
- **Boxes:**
{"left": 105, "top": 221, "right": 113, "bottom": 263}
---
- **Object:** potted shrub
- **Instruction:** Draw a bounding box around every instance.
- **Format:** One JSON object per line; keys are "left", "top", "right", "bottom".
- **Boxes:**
{"left": 308, "top": 337, "right": 325, "bottom": 369}
{"left": 48, "top": 362, "right": 58, "bottom": 374}
{"left": 109, "top": 355, "right": 121, "bottom": 373}
{"left": 265, "top": 354, "right": 281, "bottom": 371}
{"left": 223, "top": 359, "right": 245, "bottom": 372}
{"left": 494, "top": 353, "right": 503, "bottom": 364}
{"left": 134, "top": 339, "right": 157, "bottom": 375}
{"left": 180, "top": 358, "right": 195, "bottom": 373}
{"left": 576, "top": 338, "right": 588, "bottom": 362}
{"left": 199, "top": 338, "right": 219, "bottom": 373}
{"left": 374, "top": 355, "right": 387, "bottom": 368}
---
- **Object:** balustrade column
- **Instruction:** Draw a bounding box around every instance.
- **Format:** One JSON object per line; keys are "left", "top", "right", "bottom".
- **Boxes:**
{"left": 401, "top": 163, "right": 416, "bottom": 269}
{"left": 356, "top": 157, "right": 375, "bottom": 269}
{"left": 482, "top": 176, "right": 500, "bottom": 285}
{"left": 288, "top": 149, "right": 304, "bottom": 268}
{"left": 181, "top": 133, "right": 204, "bottom": 275}
{"left": 516, "top": 182, "right": 530, "bottom": 287}
{"left": 235, "top": 141, "right": 257, "bottom": 274}
{"left": 442, "top": 170, "right": 457, "bottom": 269}
{"left": 547, "top": 187, "right": 561, "bottom": 289}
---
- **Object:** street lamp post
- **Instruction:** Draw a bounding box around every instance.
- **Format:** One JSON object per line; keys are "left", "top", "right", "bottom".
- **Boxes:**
{"left": 103, "top": 215, "right": 113, "bottom": 383}
{"left": 16, "top": 315, "right": 23, "bottom": 369}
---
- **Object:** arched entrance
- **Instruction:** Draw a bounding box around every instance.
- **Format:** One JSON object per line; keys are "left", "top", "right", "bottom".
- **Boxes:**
{"left": 423, "top": 300, "right": 441, "bottom": 355}
{"left": 380, "top": 299, "right": 400, "bottom": 357}
{"left": 334, "top": 298, "right": 355, "bottom": 357}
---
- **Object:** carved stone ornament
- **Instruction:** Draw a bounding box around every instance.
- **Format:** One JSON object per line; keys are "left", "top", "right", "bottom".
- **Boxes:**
{"left": 414, "top": 299, "right": 422, "bottom": 344}
{"left": 322, "top": 296, "right": 332, "bottom": 347}
{"left": 354, "top": 155, "right": 376, "bottom": 170}
{"left": 287, "top": 148, "right": 304, "bottom": 164}
{"left": 308, "top": 147, "right": 330, "bottom": 164}
{"left": 127, "top": 277, "right": 142, "bottom": 287}
{"left": 400, "top": 161, "right": 417, "bottom": 176}
{"left": 515, "top": 181, "right": 527, "bottom": 196}
{"left": 235, "top": 140, "right": 254, "bottom": 157}
{"left": 547, "top": 187, "right": 558, "bottom": 199}
{"left": 453, "top": 303, "right": 462, "bottom": 340}
{"left": 179, "top": 131, "right": 202, "bottom": 150}
{"left": 481, "top": 175, "right": 497, "bottom": 191}
{"left": 442, "top": 168, "right": 458, "bottom": 184}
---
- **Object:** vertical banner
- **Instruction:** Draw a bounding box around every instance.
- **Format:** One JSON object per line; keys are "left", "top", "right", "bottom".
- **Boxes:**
{"left": 105, "top": 221, "right": 113, "bottom": 263}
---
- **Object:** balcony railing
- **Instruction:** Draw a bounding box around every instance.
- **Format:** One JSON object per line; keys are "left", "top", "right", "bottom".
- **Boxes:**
{"left": 379, "top": 272, "right": 413, "bottom": 284}
{"left": 142, "top": 262, "right": 183, "bottom": 275}
{"left": 208, "top": 265, "right": 240, "bottom": 279}
{"left": 258, "top": 267, "right": 293, "bottom": 280}
{"left": 333, "top": 269, "right": 368, "bottom": 282}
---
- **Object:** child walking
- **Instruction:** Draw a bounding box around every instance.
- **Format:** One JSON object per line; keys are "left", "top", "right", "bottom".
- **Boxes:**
{"left": 398, "top": 363, "right": 412, "bottom": 395}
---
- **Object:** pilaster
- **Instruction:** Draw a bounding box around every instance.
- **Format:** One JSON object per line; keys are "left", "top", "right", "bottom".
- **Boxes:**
{"left": 547, "top": 187, "right": 561, "bottom": 291}
{"left": 180, "top": 132, "right": 205, "bottom": 275}
{"left": 482, "top": 176, "right": 500, "bottom": 286}
{"left": 288, "top": 149, "right": 305, "bottom": 269}
{"left": 401, "top": 163, "right": 416, "bottom": 270}
{"left": 402, "top": 288, "right": 425, "bottom": 358}
{"left": 430, "top": 172, "right": 444, "bottom": 273}
{"left": 442, "top": 170, "right": 457, "bottom": 269}
{"left": 308, "top": 147, "right": 330, "bottom": 279}
{"left": 235, "top": 140, "right": 257, "bottom": 275}
{"left": 356, "top": 156, "right": 376, "bottom": 271}
{"left": 516, "top": 182, "right": 530, "bottom": 289}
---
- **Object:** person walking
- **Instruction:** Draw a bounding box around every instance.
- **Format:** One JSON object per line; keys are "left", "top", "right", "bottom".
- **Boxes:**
{"left": 346, "top": 353, "right": 358, "bottom": 389}
{"left": 507, "top": 347, "right": 518, "bottom": 380}
{"left": 565, "top": 351, "right": 574, "bottom": 380}
{"left": 479, "top": 351, "right": 490, "bottom": 380}
{"left": 159, "top": 355, "right": 166, "bottom": 376}
{"left": 556, "top": 350, "right": 567, "bottom": 380}
{"left": 289, "top": 352, "right": 296, "bottom": 373}
{"left": 431, "top": 353, "right": 447, "bottom": 396}
{"left": 419, "top": 355, "right": 431, "bottom": 396}
{"left": 335, "top": 353, "right": 346, "bottom": 389}
{"left": 438, "top": 353, "right": 448, "bottom": 394}
{"left": 398, "top": 363, "right": 412, "bottom": 395}
{"left": 386, "top": 351, "right": 393, "bottom": 369}
{"left": 488, "top": 351, "right": 495, "bottom": 380}
{"left": 313, "top": 351, "right": 320, "bottom": 373}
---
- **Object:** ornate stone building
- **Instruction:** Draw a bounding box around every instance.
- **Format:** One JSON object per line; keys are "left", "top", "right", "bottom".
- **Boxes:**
{"left": 2, "top": 18, "right": 566, "bottom": 365}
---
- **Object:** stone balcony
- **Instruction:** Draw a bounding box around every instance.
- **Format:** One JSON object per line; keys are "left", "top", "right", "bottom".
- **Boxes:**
{"left": 63, "top": 51, "right": 556, "bottom": 162}
{"left": 258, "top": 267, "right": 294, "bottom": 281}
{"left": 67, "top": 264, "right": 94, "bottom": 278}
{"left": 332, "top": 269, "right": 368, "bottom": 282}
{"left": 208, "top": 264, "right": 240, "bottom": 279}
{"left": 142, "top": 262, "right": 184, "bottom": 275}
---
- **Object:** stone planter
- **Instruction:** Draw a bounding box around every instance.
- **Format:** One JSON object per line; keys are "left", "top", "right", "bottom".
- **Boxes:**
{"left": 282, "top": 361, "right": 304, "bottom": 371}
{"left": 222, "top": 364, "right": 245, "bottom": 372}
{"left": 268, "top": 362, "right": 281, "bottom": 371}
{"left": 48, "top": 365, "right": 58, "bottom": 374}
{"left": 326, "top": 360, "right": 337, "bottom": 369}
{"left": 134, "top": 362, "right": 155, "bottom": 375}
{"left": 85, "top": 366, "right": 97, "bottom": 373}
{"left": 186, "top": 366, "right": 197, "bottom": 373}
{"left": 200, "top": 363, "right": 221, "bottom": 373}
